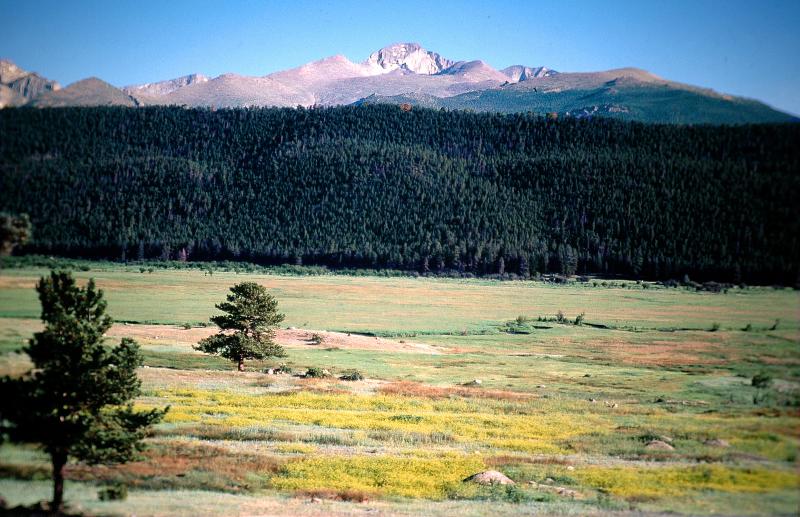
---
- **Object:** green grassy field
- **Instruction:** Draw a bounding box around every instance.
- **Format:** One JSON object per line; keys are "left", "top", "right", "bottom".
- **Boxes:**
{"left": 1, "top": 264, "right": 798, "bottom": 516}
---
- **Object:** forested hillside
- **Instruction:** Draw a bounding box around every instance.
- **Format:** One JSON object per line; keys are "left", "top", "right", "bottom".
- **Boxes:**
{"left": 1, "top": 106, "right": 798, "bottom": 284}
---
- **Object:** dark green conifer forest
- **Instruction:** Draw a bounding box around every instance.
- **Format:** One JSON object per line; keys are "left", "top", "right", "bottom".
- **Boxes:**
{"left": 0, "top": 105, "right": 798, "bottom": 283}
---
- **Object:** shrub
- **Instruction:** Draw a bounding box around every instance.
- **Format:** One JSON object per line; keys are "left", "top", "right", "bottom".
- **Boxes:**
{"left": 709, "top": 322, "right": 720, "bottom": 332}
{"left": 305, "top": 367, "right": 327, "bottom": 378}
{"left": 309, "top": 333, "right": 325, "bottom": 346}
{"left": 752, "top": 372, "right": 772, "bottom": 389}
{"left": 743, "top": 323, "right": 753, "bottom": 332}
{"left": 276, "top": 363, "right": 293, "bottom": 374}
{"left": 574, "top": 312, "right": 585, "bottom": 326}
{"left": 340, "top": 370, "right": 364, "bottom": 381}
{"left": 98, "top": 483, "right": 128, "bottom": 501}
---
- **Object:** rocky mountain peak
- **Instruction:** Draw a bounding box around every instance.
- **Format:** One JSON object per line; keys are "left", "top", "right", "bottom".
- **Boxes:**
{"left": 501, "top": 65, "right": 557, "bottom": 82}
{"left": 1, "top": 59, "right": 61, "bottom": 101}
{"left": 123, "top": 73, "right": 209, "bottom": 97}
{"left": 0, "top": 58, "right": 29, "bottom": 83}
{"left": 364, "top": 42, "right": 454, "bottom": 75}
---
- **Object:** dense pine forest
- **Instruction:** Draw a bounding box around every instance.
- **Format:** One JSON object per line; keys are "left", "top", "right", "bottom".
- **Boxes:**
{"left": 0, "top": 105, "right": 798, "bottom": 284}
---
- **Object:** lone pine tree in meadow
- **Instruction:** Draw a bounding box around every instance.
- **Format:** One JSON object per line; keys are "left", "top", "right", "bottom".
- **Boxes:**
{"left": 195, "top": 282, "right": 286, "bottom": 371}
{"left": 0, "top": 271, "right": 167, "bottom": 511}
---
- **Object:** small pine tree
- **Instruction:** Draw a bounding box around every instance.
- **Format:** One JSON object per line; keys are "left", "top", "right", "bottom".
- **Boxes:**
{"left": 0, "top": 212, "right": 32, "bottom": 256}
{"left": 0, "top": 271, "right": 167, "bottom": 511}
{"left": 195, "top": 282, "right": 286, "bottom": 371}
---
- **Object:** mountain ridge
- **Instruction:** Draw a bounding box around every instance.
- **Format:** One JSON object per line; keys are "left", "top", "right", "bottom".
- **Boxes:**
{"left": 0, "top": 44, "right": 795, "bottom": 123}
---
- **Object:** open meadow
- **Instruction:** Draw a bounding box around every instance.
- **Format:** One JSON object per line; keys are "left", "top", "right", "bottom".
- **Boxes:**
{"left": 1, "top": 263, "right": 798, "bottom": 516}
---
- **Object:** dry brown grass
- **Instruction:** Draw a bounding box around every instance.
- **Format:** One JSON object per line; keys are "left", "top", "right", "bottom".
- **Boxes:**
{"left": 66, "top": 442, "right": 284, "bottom": 490}
{"left": 378, "top": 380, "right": 537, "bottom": 401}
{"left": 295, "top": 488, "right": 372, "bottom": 502}
{"left": 485, "top": 455, "right": 574, "bottom": 467}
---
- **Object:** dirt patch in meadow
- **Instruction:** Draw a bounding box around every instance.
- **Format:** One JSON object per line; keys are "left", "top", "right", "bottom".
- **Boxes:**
{"left": 0, "top": 276, "right": 37, "bottom": 289}
{"left": 107, "top": 323, "right": 445, "bottom": 354}
{"left": 136, "top": 365, "right": 276, "bottom": 387}
{"left": 278, "top": 328, "right": 445, "bottom": 354}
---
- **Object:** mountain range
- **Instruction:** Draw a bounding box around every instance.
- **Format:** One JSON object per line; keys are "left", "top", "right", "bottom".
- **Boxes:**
{"left": 1, "top": 42, "right": 795, "bottom": 123}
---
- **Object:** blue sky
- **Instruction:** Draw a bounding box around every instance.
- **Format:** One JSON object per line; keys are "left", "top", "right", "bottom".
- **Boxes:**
{"left": 2, "top": 0, "right": 799, "bottom": 114}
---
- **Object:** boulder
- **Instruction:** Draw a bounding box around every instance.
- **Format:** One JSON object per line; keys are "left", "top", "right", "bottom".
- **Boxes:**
{"left": 704, "top": 438, "right": 730, "bottom": 448}
{"left": 463, "top": 470, "right": 515, "bottom": 485}
{"left": 645, "top": 440, "right": 675, "bottom": 451}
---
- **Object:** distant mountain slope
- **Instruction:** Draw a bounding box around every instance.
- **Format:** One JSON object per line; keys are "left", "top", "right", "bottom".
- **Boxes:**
{"left": 123, "top": 73, "right": 208, "bottom": 100}
{"left": 0, "top": 84, "right": 25, "bottom": 108}
{"left": 1, "top": 46, "right": 795, "bottom": 123}
{"left": 153, "top": 73, "right": 314, "bottom": 108}
{"left": 30, "top": 78, "right": 137, "bottom": 107}
{"left": 0, "top": 58, "right": 60, "bottom": 107}
{"left": 358, "top": 68, "right": 796, "bottom": 124}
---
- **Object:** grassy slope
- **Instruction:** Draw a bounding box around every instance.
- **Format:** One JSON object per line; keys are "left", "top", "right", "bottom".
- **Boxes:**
{"left": 1, "top": 267, "right": 797, "bottom": 331}
{"left": 363, "top": 85, "right": 797, "bottom": 124}
{"left": 0, "top": 265, "right": 798, "bottom": 515}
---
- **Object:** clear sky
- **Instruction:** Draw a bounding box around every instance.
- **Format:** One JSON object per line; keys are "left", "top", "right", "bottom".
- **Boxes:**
{"left": 2, "top": 0, "right": 799, "bottom": 114}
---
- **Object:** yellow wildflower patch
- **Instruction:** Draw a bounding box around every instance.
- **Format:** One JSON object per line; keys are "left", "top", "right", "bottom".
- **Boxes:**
{"left": 150, "top": 388, "right": 607, "bottom": 453}
{"left": 574, "top": 465, "right": 799, "bottom": 499}
{"left": 271, "top": 454, "right": 486, "bottom": 499}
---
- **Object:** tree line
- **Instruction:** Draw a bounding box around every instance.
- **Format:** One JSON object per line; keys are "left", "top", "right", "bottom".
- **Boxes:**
{"left": 0, "top": 105, "right": 798, "bottom": 284}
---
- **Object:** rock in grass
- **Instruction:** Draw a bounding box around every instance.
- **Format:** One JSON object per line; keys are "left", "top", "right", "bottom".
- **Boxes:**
{"left": 463, "top": 470, "right": 515, "bottom": 485}
{"left": 704, "top": 438, "right": 730, "bottom": 448}
{"left": 645, "top": 440, "right": 675, "bottom": 451}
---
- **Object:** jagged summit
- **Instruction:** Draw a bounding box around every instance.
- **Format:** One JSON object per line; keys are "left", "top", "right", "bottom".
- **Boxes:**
{"left": 0, "top": 58, "right": 30, "bottom": 84}
{"left": 0, "top": 58, "right": 61, "bottom": 107}
{"left": 364, "top": 42, "right": 454, "bottom": 75}
{"left": 123, "top": 73, "right": 208, "bottom": 98}
{"left": 502, "top": 65, "right": 556, "bottom": 82}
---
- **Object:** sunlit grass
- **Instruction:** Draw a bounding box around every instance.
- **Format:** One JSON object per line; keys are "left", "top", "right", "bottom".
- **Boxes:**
{"left": 2, "top": 267, "right": 798, "bottom": 331}
{"left": 147, "top": 388, "right": 607, "bottom": 454}
{"left": 271, "top": 454, "right": 486, "bottom": 498}
{"left": 1, "top": 265, "right": 799, "bottom": 514}
{"left": 573, "top": 464, "right": 798, "bottom": 499}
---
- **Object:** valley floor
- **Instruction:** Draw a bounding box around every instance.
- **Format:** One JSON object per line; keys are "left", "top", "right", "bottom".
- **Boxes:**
{"left": 0, "top": 266, "right": 798, "bottom": 516}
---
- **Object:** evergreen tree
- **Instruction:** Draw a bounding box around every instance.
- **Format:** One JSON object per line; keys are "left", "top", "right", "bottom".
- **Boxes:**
{"left": 1, "top": 105, "right": 797, "bottom": 284}
{"left": 195, "top": 282, "right": 286, "bottom": 371}
{"left": 0, "top": 271, "right": 167, "bottom": 511}
{"left": 0, "top": 212, "right": 31, "bottom": 256}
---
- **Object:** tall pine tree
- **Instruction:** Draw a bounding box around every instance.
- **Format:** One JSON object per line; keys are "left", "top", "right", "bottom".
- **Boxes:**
{"left": 0, "top": 271, "right": 167, "bottom": 511}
